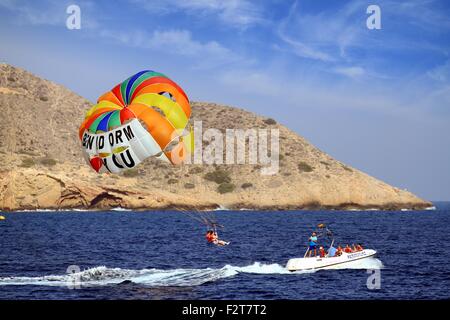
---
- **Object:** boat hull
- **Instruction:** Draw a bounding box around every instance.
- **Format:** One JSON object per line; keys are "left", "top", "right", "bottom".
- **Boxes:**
{"left": 286, "top": 249, "right": 377, "bottom": 271}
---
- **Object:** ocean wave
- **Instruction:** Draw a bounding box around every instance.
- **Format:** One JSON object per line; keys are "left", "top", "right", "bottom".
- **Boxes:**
{"left": 15, "top": 208, "right": 93, "bottom": 213}
{"left": 110, "top": 207, "right": 132, "bottom": 212}
{"left": 214, "top": 205, "right": 230, "bottom": 211}
{"left": 12, "top": 208, "right": 132, "bottom": 213}
{"left": 0, "top": 258, "right": 383, "bottom": 288}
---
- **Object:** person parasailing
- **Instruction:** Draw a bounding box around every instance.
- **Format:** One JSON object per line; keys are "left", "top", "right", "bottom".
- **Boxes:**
{"left": 181, "top": 209, "right": 230, "bottom": 246}
{"left": 208, "top": 223, "right": 229, "bottom": 246}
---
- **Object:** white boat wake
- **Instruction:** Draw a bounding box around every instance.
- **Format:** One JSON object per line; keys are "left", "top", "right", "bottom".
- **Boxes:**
{"left": 0, "top": 259, "right": 383, "bottom": 288}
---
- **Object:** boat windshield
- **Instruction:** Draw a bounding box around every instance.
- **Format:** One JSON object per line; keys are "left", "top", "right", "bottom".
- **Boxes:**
{"left": 328, "top": 246, "right": 337, "bottom": 257}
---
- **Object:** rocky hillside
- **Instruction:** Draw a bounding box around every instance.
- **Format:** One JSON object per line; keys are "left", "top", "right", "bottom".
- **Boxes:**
{"left": 0, "top": 64, "right": 432, "bottom": 211}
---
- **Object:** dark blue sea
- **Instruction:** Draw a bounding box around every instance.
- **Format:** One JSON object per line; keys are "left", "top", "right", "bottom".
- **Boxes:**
{"left": 0, "top": 203, "right": 449, "bottom": 300}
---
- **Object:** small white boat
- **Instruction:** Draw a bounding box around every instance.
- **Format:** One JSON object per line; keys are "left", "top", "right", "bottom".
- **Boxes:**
{"left": 286, "top": 249, "right": 377, "bottom": 271}
{"left": 286, "top": 223, "right": 377, "bottom": 271}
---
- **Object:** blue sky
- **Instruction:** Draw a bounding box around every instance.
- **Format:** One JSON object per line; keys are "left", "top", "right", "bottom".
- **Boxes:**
{"left": 0, "top": 0, "right": 449, "bottom": 200}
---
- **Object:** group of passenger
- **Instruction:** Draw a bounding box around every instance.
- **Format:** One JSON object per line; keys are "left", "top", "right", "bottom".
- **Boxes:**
{"left": 335, "top": 244, "right": 364, "bottom": 256}
{"left": 308, "top": 232, "right": 364, "bottom": 258}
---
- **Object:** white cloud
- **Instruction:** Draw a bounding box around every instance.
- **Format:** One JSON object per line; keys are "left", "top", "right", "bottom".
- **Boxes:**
{"left": 277, "top": 0, "right": 363, "bottom": 63}
{"left": 277, "top": 29, "right": 335, "bottom": 62}
{"left": 131, "top": 0, "right": 265, "bottom": 28}
{"left": 98, "top": 28, "right": 240, "bottom": 67}
{"left": 151, "top": 29, "right": 228, "bottom": 56}
{"left": 333, "top": 66, "right": 365, "bottom": 78}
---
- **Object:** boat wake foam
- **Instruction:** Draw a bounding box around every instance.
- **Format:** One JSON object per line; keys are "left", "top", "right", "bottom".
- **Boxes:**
{"left": 0, "top": 259, "right": 383, "bottom": 288}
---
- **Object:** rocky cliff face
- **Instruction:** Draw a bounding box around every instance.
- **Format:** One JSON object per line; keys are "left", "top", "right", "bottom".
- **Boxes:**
{"left": 0, "top": 63, "right": 432, "bottom": 211}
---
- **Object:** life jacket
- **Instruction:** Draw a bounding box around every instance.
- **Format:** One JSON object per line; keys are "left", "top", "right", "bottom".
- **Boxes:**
{"left": 319, "top": 249, "right": 326, "bottom": 258}
{"left": 206, "top": 233, "right": 214, "bottom": 243}
{"left": 344, "top": 247, "right": 352, "bottom": 253}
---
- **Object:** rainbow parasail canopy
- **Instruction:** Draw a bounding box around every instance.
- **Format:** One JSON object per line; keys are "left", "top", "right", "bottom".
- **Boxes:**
{"left": 79, "top": 70, "right": 193, "bottom": 173}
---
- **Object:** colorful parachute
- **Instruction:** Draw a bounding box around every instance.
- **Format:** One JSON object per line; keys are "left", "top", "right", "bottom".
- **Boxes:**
{"left": 79, "top": 70, "right": 193, "bottom": 173}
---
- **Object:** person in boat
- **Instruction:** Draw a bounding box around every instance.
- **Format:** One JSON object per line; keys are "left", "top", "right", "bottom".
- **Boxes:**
{"left": 335, "top": 246, "right": 343, "bottom": 256}
{"left": 344, "top": 244, "right": 353, "bottom": 253}
{"left": 355, "top": 243, "right": 363, "bottom": 251}
{"left": 319, "top": 246, "right": 326, "bottom": 258}
{"left": 308, "top": 232, "right": 318, "bottom": 257}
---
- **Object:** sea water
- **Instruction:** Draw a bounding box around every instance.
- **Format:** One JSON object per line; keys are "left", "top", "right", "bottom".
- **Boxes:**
{"left": 0, "top": 203, "right": 449, "bottom": 299}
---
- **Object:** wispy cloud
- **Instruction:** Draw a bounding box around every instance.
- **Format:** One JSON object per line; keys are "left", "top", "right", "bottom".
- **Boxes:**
{"left": 333, "top": 66, "right": 365, "bottom": 79}
{"left": 277, "top": 0, "right": 364, "bottom": 63}
{"left": 98, "top": 28, "right": 240, "bottom": 67}
{"left": 277, "top": 1, "right": 332, "bottom": 62}
{"left": 0, "top": 0, "right": 64, "bottom": 26}
{"left": 0, "top": 0, "right": 242, "bottom": 68}
{"left": 428, "top": 60, "right": 450, "bottom": 83}
{"left": 386, "top": 0, "right": 450, "bottom": 31}
{"left": 131, "top": 0, "right": 265, "bottom": 28}
{"left": 277, "top": 27, "right": 335, "bottom": 62}
{"left": 275, "top": 0, "right": 450, "bottom": 83}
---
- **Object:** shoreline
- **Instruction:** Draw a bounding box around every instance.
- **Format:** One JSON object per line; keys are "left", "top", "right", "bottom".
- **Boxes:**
{"left": 0, "top": 203, "right": 436, "bottom": 213}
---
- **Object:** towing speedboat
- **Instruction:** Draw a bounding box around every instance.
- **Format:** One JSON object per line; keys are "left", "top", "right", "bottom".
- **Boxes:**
{"left": 286, "top": 249, "right": 377, "bottom": 271}
{"left": 286, "top": 223, "right": 377, "bottom": 272}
